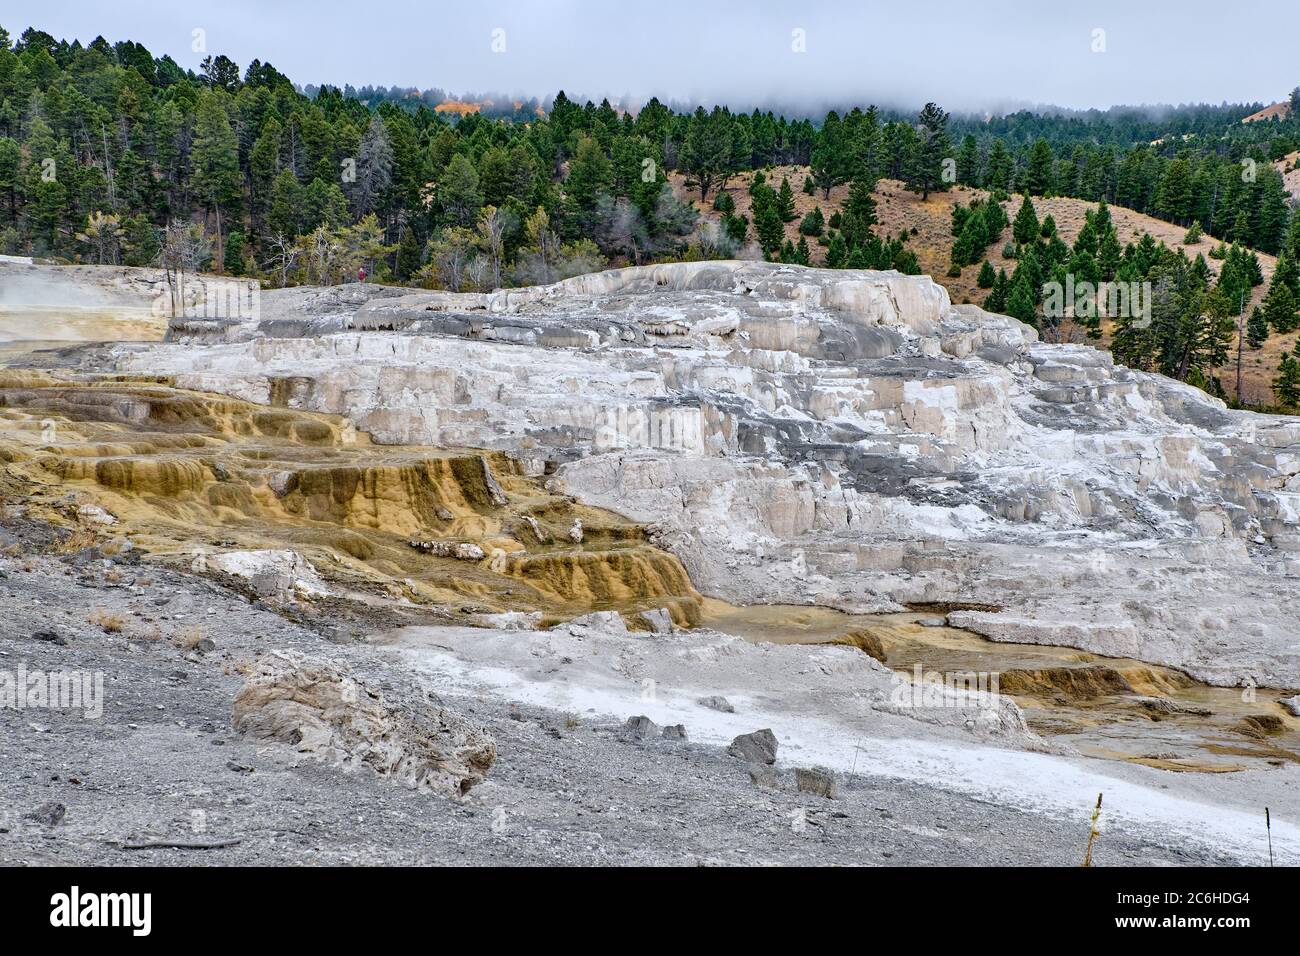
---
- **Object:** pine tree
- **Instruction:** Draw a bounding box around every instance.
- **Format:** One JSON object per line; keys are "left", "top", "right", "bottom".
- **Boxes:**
{"left": 1247, "top": 306, "right": 1269, "bottom": 348}
{"left": 903, "top": 102, "right": 951, "bottom": 201}
{"left": 222, "top": 230, "right": 245, "bottom": 275}
{"left": 956, "top": 134, "right": 980, "bottom": 187}
{"left": 825, "top": 232, "right": 847, "bottom": 268}
{"left": 985, "top": 139, "right": 1013, "bottom": 191}
{"left": 1274, "top": 354, "right": 1300, "bottom": 408}
{"left": 395, "top": 227, "right": 422, "bottom": 280}
{"left": 1273, "top": 251, "right": 1300, "bottom": 299}
{"left": 795, "top": 235, "right": 811, "bottom": 265}
{"left": 798, "top": 207, "right": 824, "bottom": 236}
{"left": 977, "top": 259, "right": 996, "bottom": 289}
{"left": 753, "top": 190, "right": 785, "bottom": 254}
{"left": 1022, "top": 138, "right": 1054, "bottom": 195}
{"left": 839, "top": 179, "right": 877, "bottom": 248}
{"left": 1263, "top": 280, "right": 1299, "bottom": 334}
{"left": 777, "top": 177, "right": 796, "bottom": 222}
{"left": 1006, "top": 273, "right": 1038, "bottom": 327}
{"left": 190, "top": 91, "right": 241, "bottom": 267}
{"left": 810, "top": 111, "right": 846, "bottom": 199}
{"left": 1012, "top": 195, "right": 1040, "bottom": 246}
{"left": 985, "top": 268, "right": 1010, "bottom": 313}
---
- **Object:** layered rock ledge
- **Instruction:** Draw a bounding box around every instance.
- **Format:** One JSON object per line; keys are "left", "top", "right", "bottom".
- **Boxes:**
{"left": 102, "top": 261, "right": 1300, "bottom": 687}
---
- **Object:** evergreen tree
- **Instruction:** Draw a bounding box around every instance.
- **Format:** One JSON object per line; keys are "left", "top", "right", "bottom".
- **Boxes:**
{"left": 798, "top": 207, "right": 824, "bottom": 236}
{"left": 223, "top": 230, "right": 245, "bottom": 275}
{"left": 1274, "top": 354, "right": 1300, "bottom": 408}
{"left": 190, "top": 91, "right": 241, "bottom": 266}
{"left": 839, "top": 179, "right": 878, "bottom": 247}
{"left": 956, "top": 134, "right": 980, "bottom": 187}
{"left": 1263, "top": 280, "right": 1299, "bottom": 334}
{"left": 810, "top": 110, "right": 846, "bottom": 198}
{"left": 1006, "top": 273, "right": 1038, "bottom": 327}
{"left": 984, "top": 139, "right": 1013, "bottom": 191}
{"left": 825, "top": 232, "right": 847, "bottom": 268}
{"left": 794, "top": 235, "right": 811, "bottom": 265}
{"left": 985, "top": 268, "right": 1010, "bottom": 313}
{"left": 777, "top": 176, "right": 796, "bottom": 222}
{"left": 977, "top": 259, "right": 996, "bottom": 289}
{"left": 1012, "top": 195, "right": 1040, "bottom": 246}
{"left": 903, "top": 102, "right": 951, "bottom": 200}
{"left": 1022, "top": 138, "right": 1054, "bottom": 195}
{"left": 680, "top": 106, "right": 733, "bottom": 201}
{"left": 1246, "top": 306, "right": 1269, "bottom": 349}
{"left": 752, "top": 189, "right": 785, "bottom": 254}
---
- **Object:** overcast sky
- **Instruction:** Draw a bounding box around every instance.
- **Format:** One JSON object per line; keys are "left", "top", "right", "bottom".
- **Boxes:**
{"left": 11, "top": 1, "right": 1296, "bottom": 113}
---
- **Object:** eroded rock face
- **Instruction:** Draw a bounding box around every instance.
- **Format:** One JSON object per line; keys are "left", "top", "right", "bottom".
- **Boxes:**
{"left": 108, "top": 261, "right": 1300, "bottom": 685}
{"left": 232, "top": 650, "right": 496, "bottom": 797}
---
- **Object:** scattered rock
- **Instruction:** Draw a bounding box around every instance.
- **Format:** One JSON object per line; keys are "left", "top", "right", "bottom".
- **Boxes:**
{"left": 564, "top": 611, "right": 628, "bottom": 634}
{"left": 32, "top": 629, "right": 68, "bottom": 645}
{"left": 519, "top": 515, "right": 549, "bottom": 544}
{"left": 638, "top": 608, "right": 673, "bottom": 633}
{"left": 623, "top": 715, "right": 659, "bottom": 740}
{"left": 24, "top": 802, "right": 66, "bottom": 827}
{"left": 917, "top": 617, "right": 947, "bottom": 628}
{"left": 408, "top": 539, "right": 486, "bottom": 562}
{"left": 728, "top": 728, "right": 778, "bottom": 765}
{"left": 1137, "top": 696, "right": 1178, "bottom": 717}
{"left": 232, "top": 650, "right": 496, "bottom": 797}
{"left": 226, "top": 760, "right": 254, "bottom": 774}
{"left": 748, "top": 765, "right": 781, "bottom": 789}
{"left": 76, "top": 503, "right": 117, "bottom": 525}
{"left": 697, "top": 695, "right": 735, "bottom": 714}
{"left": 661, "top": 724, "right": 687, "bottom": 740}
{"left": 193, "top": 549, "right": 329, "bottom": 601}
{"left": 568, "top": 519, "right": 584, "bottom": 544}
{"left": 435, "top": 506, "right": 455, "bottom": 522}
{"left": 1280, "top": 695, "right": 1300, "bottom": 718}
{"left": 266, "top": 470, "right": 296, "bottom": 498}
{"left": 794, "top": 767, "right": 838, "bottom": 799}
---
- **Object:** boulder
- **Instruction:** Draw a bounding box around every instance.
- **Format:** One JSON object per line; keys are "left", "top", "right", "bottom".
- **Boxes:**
{"left": 697, "top": 695, "right": 735, "bottom": 713}
{"left": 623, "top": 715, "right": 659, "bottom": 739}
{"left": 794, "top": 767, "right": 838, "bottom": 799}
{"left": 728, "top": 728, "right": 778, "bottom": 765}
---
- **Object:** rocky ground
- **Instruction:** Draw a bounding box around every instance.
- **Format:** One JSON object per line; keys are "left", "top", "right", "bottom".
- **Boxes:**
{"left": 0, "top": 513, "right": 1287, "bottom": 867}
{"left": 4, "top": 260, "right": 1299, "bottom": 868}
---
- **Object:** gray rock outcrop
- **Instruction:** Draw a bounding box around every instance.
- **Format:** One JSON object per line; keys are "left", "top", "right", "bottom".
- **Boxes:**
{"left": 232, "top": 650, "right": 495, "bottom": 797}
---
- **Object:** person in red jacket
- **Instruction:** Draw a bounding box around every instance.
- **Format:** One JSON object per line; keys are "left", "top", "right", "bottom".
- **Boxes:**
{"left": 358, "top": 267, "right": 367, "bottom": 283}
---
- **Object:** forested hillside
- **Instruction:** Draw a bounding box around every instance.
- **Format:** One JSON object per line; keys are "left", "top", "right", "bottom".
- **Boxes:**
{"left": 1, "top": 24, "right": 1298, "bottom": 406}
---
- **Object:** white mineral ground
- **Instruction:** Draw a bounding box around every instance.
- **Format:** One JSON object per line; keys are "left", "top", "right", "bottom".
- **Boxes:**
{"left": 4, "top": 259, "right": 1298, "bottom": 863}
